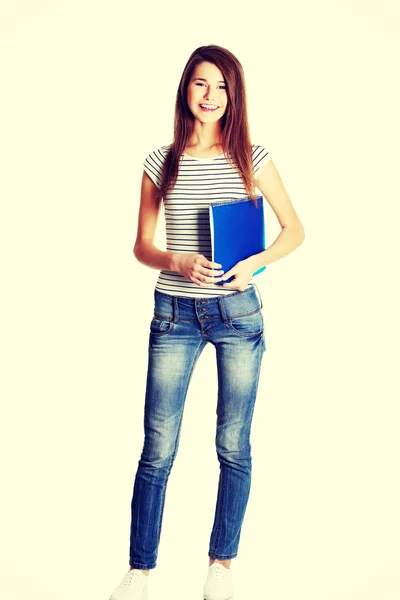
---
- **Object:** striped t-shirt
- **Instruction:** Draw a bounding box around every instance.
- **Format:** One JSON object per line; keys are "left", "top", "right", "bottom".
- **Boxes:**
{"left": 142, "top": 144, "right": 271, "bottom": 298}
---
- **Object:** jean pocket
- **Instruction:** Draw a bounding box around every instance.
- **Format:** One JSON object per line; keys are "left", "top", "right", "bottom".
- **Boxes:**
{"left": 226, "top": 309, "right": 264, "bottom": 338}
{"left": 150, "top": 314, "right": 174, "bottom": 337}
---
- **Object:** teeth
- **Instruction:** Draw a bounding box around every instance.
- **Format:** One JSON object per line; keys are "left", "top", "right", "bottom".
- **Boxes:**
{"left": 200, "top": 104, "right": 218, "bottom": 109}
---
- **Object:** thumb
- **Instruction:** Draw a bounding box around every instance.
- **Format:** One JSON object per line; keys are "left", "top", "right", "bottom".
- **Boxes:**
{"left": 220, "top": 266, "right": 237, "bottom": 281}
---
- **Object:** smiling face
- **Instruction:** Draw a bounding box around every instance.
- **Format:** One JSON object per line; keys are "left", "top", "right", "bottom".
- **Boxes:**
{"left": 187, "top": 61, "right": 228, "bottom": 122}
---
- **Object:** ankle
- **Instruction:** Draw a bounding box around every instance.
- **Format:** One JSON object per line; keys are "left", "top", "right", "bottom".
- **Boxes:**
{"left": 209, "top": 558, "right": 231, "bottom": 569}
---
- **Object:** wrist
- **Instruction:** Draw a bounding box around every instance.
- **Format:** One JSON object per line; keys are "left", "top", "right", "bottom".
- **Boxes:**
{"left": 169, "top": 251, "right": 181, "bottom": 273}
{"left": 245, "top": 253, "right": 264, "bottom": 273}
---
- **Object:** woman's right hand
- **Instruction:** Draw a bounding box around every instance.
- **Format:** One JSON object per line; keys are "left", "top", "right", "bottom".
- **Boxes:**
{"left": 173, "top": 253, "right": 224, "bottom": 287}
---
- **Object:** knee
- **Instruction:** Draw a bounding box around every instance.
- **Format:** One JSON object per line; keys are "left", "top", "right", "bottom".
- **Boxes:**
{"left": 139, "top": 435, "right": 179, "bottom": 472}
{"left": 138, "top": 413, "right": 183, "bottom": 470}
{"left": 215, "top": 431, "right": 252, "bottom": 471}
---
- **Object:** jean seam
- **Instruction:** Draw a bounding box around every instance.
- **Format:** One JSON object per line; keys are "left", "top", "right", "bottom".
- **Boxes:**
{"left": 226, "top": 324, "right": 263, "bottom": 338}
{"left": 175, "top": 317, "right": 198, "bottom": 322}
{"left": 153, "top": 338, "right": 207, "bottom": 560}
{"left": 228, "top": 306, "right": 262, "bottom": 319}
{"left": 218, "top": 284, "right": 256, "bottom": 300}
{"left": 210, "top": 335, "right": 264, "bottom": 559}
{"left": 149, "top": 320, "right": 175, "bottom": 337}
{"left": 153, "top": 313, "right": 197, "bottom": 323}
{"left": 211, "top": 463, "right": 225, "bottom": 556}
{"left": 130, "top": 561, "right": 157, "bottom": 569}
{"left": 153, "top": 311, "right": 173, "bottom": 321}
{"left": 208, "top": 551, "right": 238, "bottom": 560}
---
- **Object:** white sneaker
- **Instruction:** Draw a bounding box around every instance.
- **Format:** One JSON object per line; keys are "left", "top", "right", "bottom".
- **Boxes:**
{"left": 203, "top": 563, "right": 234, "bottom": 600}
{"left": 109, "top": 569, "right": 149, "bottom": 600}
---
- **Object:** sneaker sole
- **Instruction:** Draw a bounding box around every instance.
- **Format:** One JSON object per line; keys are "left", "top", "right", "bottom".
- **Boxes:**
{"left": 110, "top": 588, "right": 148, "bottom": 600}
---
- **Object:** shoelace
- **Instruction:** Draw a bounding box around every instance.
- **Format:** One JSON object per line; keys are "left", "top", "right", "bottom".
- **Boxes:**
{"left": 123, "top": 570, "right": 143, "bottom": 587}
{"left": 209, "top": 563, "right": 227, "bottom": 581}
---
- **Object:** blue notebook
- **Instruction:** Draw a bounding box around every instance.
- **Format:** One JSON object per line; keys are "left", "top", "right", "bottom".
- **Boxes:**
{"left": 209, "top": 196, "right": 266, "bottom": 284}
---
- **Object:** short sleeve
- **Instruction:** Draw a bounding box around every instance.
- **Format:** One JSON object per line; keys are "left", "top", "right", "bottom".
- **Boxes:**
{"left": 142, "top": 146, "right": 168, "bottom": 190}
{"left": 252, "top": 145, "right": 271, "bottom": 177}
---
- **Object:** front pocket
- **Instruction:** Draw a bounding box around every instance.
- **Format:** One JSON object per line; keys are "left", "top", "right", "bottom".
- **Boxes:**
{"left": 150, "top": 316, "right": 174, "bottom": 336}
{"left": 227, "top": 309, "right": 263, "bottom": 338}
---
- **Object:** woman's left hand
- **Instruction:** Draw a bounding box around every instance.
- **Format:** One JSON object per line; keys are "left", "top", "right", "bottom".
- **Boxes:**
{"left": 220, "top": 258, "right": 256, "bottom": 291}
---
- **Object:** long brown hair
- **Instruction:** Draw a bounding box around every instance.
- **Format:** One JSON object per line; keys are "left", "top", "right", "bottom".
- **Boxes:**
{"left": 159, "top": 44, "right": 259, "bottom": 203}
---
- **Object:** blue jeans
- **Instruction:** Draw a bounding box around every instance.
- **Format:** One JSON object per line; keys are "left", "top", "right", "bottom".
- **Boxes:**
{"left": 129, "top": 283, "right": 266, "bottom": 569}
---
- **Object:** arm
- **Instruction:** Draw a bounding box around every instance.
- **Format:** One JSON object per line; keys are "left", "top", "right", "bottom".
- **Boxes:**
{"left": 134, "top": 171, "right": 224, "bottom": 285}
{"left": 133, "top": 170, "right": 176, "bottom": 271}
{"left": 246, "top": 157, "right": 305, "bottom": 271}
{"left": 221, "top": 158, "right": 305, "bottom": 289}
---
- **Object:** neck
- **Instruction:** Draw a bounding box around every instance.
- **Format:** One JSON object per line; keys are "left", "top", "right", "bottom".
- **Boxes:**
{"left": 188, "top": 120, "right": 223, "bottom": 150}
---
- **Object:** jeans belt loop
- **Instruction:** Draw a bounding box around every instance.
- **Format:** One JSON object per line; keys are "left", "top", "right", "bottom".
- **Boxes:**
{"left": 252, "top": 282, "right": 263, "bottom": 310}
{"left": 217, "top": 296, "right": 228, "bottom": 323}
{"left": 172, "top": 296, "right": 178, "bottom": 323}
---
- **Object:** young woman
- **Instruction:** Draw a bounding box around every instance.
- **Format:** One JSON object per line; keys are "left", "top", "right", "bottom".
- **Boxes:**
{"left": 110, "top": 44, "right": 305, "bottom": 600}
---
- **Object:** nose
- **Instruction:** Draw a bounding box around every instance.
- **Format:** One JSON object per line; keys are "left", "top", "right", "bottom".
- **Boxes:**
{"left": 204, "top": 87, "right": 215, "bottom": 101}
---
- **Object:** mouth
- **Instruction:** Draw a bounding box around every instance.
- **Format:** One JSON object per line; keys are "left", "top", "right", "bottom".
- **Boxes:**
{"left": 199, "top": 104, "right": 219, "bottom": 112}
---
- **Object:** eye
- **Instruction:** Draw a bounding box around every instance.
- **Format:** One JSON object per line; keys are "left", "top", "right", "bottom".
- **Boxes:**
{"left": 194, "top": 83, "right": 227, "bottom": 90}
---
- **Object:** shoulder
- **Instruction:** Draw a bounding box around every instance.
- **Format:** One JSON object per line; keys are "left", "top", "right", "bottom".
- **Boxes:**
{"left": 143, "top": 143, "right": 171, "bottom": 164}
{"left": 251, "top": 144, "right": 271, "bottom": 173}
{"left": 142, "top": 144, "right": 171, "bottom": 189}
{"left": 251, "top": 144, "right": 270, "bottom": 161}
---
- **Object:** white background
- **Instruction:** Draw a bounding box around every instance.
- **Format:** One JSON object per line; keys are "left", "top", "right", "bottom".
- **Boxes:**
{"left": 1, "top": 1, "right": 399, "bottom": 599}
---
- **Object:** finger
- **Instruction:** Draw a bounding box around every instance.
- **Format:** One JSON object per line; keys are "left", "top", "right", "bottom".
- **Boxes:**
{"left": 221, "top": 274, "right": 239, "bottom": 287}
{"left": 220, "top": 268, "right": 235, "bottom": 281}
{"left": 192, "top": 276, "right": 203, "bottom": 286}
{"left": 193, "top": 273, "right": 221, "bottom": 285}
{"left": 201, "top": 274, "right": 222, "bottom": 283}
{"left": 193, "top": 278, "right": 210, "bottom": 287}
{"left": 222, "top": 279, "right": 246, "bottom": 290}
{"left": 198, "top": 267, "right": 224, "bottom": 277}
{"left": 202, "top": 259, "right": 223, "bottom": 269}
{"left": 222, "top": 277, "right": 248, "bottom": 290}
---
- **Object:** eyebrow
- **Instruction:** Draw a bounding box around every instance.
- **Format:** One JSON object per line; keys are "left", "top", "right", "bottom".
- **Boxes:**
{"left": 194, "top": 77, "right": 226, "bottom": 84}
